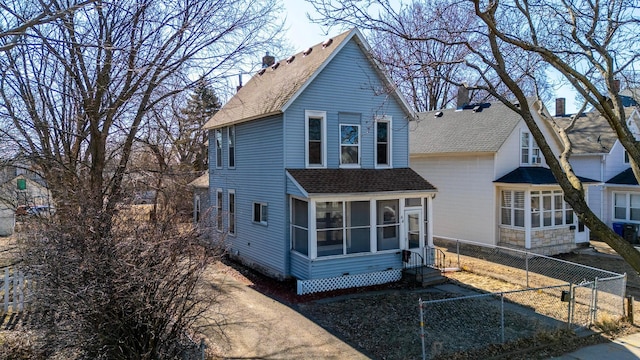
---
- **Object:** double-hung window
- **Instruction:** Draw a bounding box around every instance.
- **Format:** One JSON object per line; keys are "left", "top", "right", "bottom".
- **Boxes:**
{"left": 291, "top": 199, "right": 309, "bottom": 255}
{"left": 340, "top": 124, "right": 360, "bottom": 166}
{"left": 305, "top": 110, "right": 326, "bottom": 168}
{"left": 215, "top": 129, "right": 223, "bottom": 168}
{"left": 227, "top": 126, "right": 235, "bottom": 168}
{"left": 216, "top": 189, "right": 223, "bottom": 231}
{"left": 228, "top": 190, "right": 236, "bottom": 236}
{"left": 614, "top": 192, "right": 640, "bottom": 221}
{"left": 376, "top": 116, "right": 391, "bottom": 167}
{"left": 316, "top": 201, "right": 371, "bottom": 257}
{"left": 501, "top": 190, "right": 525, "bottom": 227}
{"left": 253, "top": 202, "right": 268, "bottom": 225}
{"left": 521, "top": 131, "right": 541, "bottom": 165}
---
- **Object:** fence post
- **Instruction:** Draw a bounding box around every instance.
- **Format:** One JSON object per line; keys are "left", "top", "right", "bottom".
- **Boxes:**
{"left": 590, "top": 277, "right": 599, "bottom": 325}
{"left": 500, "top": 293, "right": 505, "bottom": 343}
{"left": 3, "top": 267, "right": 8, "bottom": 312}
{"left": 419, "top": 298, "right": 426, "bottom": 360}
{"left": 525, "top": 252, "right": 529, "bottom": 288}
{"left": 567, "top": 283, "right": 574, "bottom": 329}
{"left": 456, "top": 240, "right": 460, "bottom": 269}
{"left": 627, "top": 295, "right": 635, "bottom": 325}
{"left": 199, "top": 338, "right": 206, "bottom": 360}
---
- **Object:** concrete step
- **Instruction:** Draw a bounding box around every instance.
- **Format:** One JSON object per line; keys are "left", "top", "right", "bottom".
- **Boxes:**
{"left": 403, "top": 266, "right": 447, "bottom": 287}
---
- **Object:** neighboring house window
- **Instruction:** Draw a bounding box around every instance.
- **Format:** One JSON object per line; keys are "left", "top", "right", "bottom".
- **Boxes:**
{"left": 253, "top": 202, "right": 268, "bottom": 225}
{"left": 305, "top": 110, "right": 326, "bottom": 168}
{"left": 624, "top": 150, "right": 630, "bottom": 164}
{"left": 291, "top": 198, "right": 309, "bottom": 256}
{"left": 340, "top": 124, "right": 360, "bottom": 166}
{"left": 376, "top": 199, "right": 399, "bottom": 250}
{"left": 530, "top": 190, "right": 573, "bottom": 228}
{"left": 228, "top": 190, "right": 236, "bottom": 236}
{"left": 614, "top": 192, "right": 640, "bottom": 221}
{"left": 215, "top": 129, "right": 223, "bottom": 168}
{"left": 521, "top": 131, "right": 541, "bottom": 165}
{"left": 376, "top": 116, "right": 391, "bottom": 167}
{"left": 228, "top": 126, "right": 235, "bottom": 168}
{"left": 501, "top": 190, "right": 525, "bottom": 227}
{"left": 316, "top": 201, "right": 370, "bottom": 257}
{"left": 216, "top": 189, "right": 223, "bottom": 231}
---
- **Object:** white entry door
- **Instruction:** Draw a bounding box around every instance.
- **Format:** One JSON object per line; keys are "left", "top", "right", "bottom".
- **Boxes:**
{"left": 404, "top": 209, "right": 423, "bottom": 249}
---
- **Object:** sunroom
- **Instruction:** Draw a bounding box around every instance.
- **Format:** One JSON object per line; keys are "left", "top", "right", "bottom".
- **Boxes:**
{"left": 286, "top": 168, "right": 436, "bottom": 294}
{"left": 495, "top": 167, "right": 594, "bottom": 255}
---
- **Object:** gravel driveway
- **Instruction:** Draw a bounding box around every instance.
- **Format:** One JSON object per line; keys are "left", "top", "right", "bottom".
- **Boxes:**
{"left": 202, "top": 267, "right": 369, "bottom": 360}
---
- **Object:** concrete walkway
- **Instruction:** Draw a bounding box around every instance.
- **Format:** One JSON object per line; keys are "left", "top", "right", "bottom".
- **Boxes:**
{"left": 203, "top": 269, "right": 369, "bottom": 359}
{"left": 550, "top": 332, "right": 640, "bottom": 359}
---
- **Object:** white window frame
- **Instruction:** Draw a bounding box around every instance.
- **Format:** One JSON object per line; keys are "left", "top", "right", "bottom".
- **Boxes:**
{"left": 253, "top": 202, "right": 268, "bottom": 225}
{"left": 227, "top": 126, "right": 235, "bottom": 168}
{"left": 228, "top": 189, "right": 236, "bottom": 236}
{"left": 375, "top": 116, "right": 392, "bottom": 168}
{"left": 215, "top": 129, "right": 223, "bottom": 169}
{"left": 520, "top": 131, "right": 541, "bottom": 165}
{"left": 530, "top": 190, "right": 573, "bottom": 228}
{"left": 216, "top": 188, "right": 223, "bottom": 231}
{"left": 339, "top": 124, "right": 360, "bottom": 167}
{"left": 613, "top": 192, "right": 640, "bottom": 222}
{"left": 624, "top": 150, "right": 630, "bottom": 164}
{"left": 290, "top": 197, "right": 309, "bottom": 256}
{"left": 501, "top": 190, "right": 525, "bottom": 228}
{"left": 305, "top": 110, "right": 327, "bottom": 168}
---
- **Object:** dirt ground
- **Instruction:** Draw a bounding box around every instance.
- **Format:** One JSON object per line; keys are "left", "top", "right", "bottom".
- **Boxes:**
{"left": 2, "top": 236, "right": 640, "bottom": 359}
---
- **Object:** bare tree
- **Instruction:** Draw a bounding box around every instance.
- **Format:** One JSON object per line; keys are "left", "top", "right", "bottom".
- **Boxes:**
{"left": 0, "top": 0, "right": 285, "bottom": 356}
{"left": 307, "top": 0, "right": 640, "bottom": 271}
{"left": 0, "top": 0, "right": 285, "bottom": 236}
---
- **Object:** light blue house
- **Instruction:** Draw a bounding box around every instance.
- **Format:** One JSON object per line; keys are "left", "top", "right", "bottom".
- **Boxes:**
{"left": 203, "top": 29, "right": 437, "bottom": 295}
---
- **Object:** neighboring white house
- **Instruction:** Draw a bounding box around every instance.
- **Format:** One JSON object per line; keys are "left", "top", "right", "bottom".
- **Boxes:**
{"left": 0, "top": 174, "right": 52, "bottom": 236}
{"left": 410, "top": 97, "right": 596, "bottom": 255}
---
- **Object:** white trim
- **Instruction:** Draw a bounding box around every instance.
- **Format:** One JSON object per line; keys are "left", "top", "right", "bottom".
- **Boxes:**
{"left": 339, "top": 123, "right": 361, "bottom": 168}
{"left": 612, "top": 191, "right": 640, "bottom": 222}
{"left": 375, "top": 115, "right": 392, "bottom": 168}
{"left": 305, "top": 110, "right": 327, "bottom": 168}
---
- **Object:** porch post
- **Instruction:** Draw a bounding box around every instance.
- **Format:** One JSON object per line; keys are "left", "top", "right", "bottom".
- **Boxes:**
{"left": 309, "top": 200, "right": 317, "bottom": 259}
{"left": 370, "top": 199, "right": 377, "bottom": 253}
{"left": 427, "top": 195, "right": 434, "bottom": 247}
{"left": 524, "top": 191, "right": 532, "bottom": 249}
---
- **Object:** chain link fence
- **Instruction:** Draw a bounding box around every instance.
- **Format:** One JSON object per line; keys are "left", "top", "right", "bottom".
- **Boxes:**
{"left": 416, "top": 239, "right": 627, "bottom": 359}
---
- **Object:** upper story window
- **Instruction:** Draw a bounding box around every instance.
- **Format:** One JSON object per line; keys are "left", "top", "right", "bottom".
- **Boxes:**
{"left": 521, "top": 131, "right": 541, "bottom": 165}
{"left": 340, "top": 124, "right": 360, "bottom": 166}
{"left": 305, "top": 110, "right": 326, "bottom": 168}
{"left": 228, "top": 126, "right": 235, "bottom": 168}
{"left": 376, "top": 116, "right": 391, "bottom": 167}
{"left": 215, "top": 129, "right": 223, "bottom": 168}
{"left": 624, "top": 150, "right": 630, "bottom": 164}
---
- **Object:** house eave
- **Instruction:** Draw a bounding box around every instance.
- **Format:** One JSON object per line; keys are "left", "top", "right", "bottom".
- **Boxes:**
{"left": 203, "top": 111, "right": 282, "bottom": 130}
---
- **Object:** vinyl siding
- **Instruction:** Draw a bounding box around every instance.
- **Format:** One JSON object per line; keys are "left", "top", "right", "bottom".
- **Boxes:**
{"left": 411, "top": 154, "right": 497, "bottom": 245}
{"left": 291, "top": 251, "right": 401, "bottom": 280}
{"left": 210, "top": 115, "right": 288, "bottom": 277}
{"left": 284, "top": 38, "right": 410, "bottom": 170}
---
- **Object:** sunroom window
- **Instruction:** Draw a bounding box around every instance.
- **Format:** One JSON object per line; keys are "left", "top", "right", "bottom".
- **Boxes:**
{"left": 531, "top": 190, "right": 573, "bottom": 228}
{"left": 501, "top": 190, "right": 524, "bottom": 227}
{"left": 614, "top": 192, "right": 640, "bottom": 222}
{"left": 316, "top": 201, "right": 371, "bottom": 257}
{"left": 376, "top": 199, "right": 399, "bottom": 250}
{"left": 291, "top": 199, "right": 309, "bottom": 255}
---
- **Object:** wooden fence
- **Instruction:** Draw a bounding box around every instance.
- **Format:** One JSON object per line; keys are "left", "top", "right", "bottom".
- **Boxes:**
{"left": 1, "top": 266, "right": 33, "bottom": 313}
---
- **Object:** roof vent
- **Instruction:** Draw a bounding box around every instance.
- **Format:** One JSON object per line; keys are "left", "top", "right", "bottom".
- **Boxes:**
{"left": 271, "top": 61, "right": 280, "bottom": 70}
{"left": 322, "top": 38, "right": 333, "bottom": 48}
{"left": 434, "top": 111, "right": 443, "bottom": 118}
{"left": 286, "top": 55, "right": 295, "bottom": 64}
{"left": 303, "top": 47, "right": 313, "bottom": 56}
{"left": 257, "top": 68, "right": 266, "bottom": 76}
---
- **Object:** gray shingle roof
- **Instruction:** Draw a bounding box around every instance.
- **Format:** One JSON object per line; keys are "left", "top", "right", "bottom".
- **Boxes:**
{"left": 607, "top": 168, "right": 638, "bottom": 185}
{"left": 287, "top": 168, "right": 436, "bottom": 195}
{"left": 559, "top": 108, "right": 636, "bottom": 155}
{"left": 188, "top": 173, "right": 208, "bottom": 188}
{"left": 410, "top": 102, "right": 522, "bottom": 155}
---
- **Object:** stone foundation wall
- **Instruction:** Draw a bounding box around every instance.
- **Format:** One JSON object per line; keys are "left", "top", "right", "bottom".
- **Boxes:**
{"left": 499, "top": 227, "right": 525, "bottom": 248}
{"left": 499, "top": 226, "right": 578, "bottom": 256}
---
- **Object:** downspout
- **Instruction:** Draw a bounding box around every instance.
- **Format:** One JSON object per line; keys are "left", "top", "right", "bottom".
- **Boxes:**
{"left": 600, "top": 154, "right": 605, "bottom": 221}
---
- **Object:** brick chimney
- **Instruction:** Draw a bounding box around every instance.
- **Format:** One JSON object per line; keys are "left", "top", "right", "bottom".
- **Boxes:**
{"left": 262, "top": 52, "right": 275, "bottom": 68}
{"left": 456, "top": 86, "right": 469, "bottom": 109}
{"left": 555, "top": 98, "right": 565, "bottom": 117}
